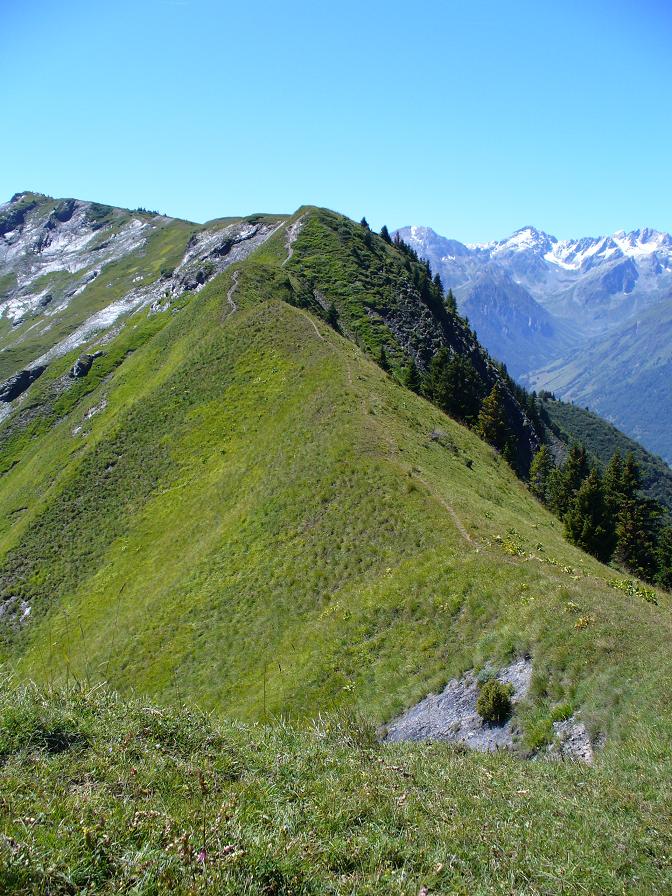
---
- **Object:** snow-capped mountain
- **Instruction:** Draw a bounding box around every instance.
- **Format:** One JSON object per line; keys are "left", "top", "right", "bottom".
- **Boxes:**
{"left": 395, "top": 224, "right": 672, "bottom": 464}
{"left": 463, "top": 225, "right": 672, "bottom": 270}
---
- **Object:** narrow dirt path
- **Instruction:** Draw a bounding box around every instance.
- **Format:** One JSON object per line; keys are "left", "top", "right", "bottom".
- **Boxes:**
{"left": 299, "top": 309, "right": 325, "bottom": 341}
{"left": 226, "top": 270, "right": 240, "bottom": 315}
{"left": 282, "top": 216, "right": 306, "bottom": 266}
{"left": 415, "top": 474, "right": 476, "bottom": 546}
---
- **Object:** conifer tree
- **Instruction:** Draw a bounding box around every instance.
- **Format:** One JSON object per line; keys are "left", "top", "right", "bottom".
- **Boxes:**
{"left": 423, "top": 348, "right": 450, "bottom": 407}
{"left": 656, "top": 526, "right": 672, "bottom": 591}
{"left": 404, "top": 359, "right": 421, "bottom": 393}
{"left": 603, "top": 450, "right": 625, "bottom": 513}
{"left": 433, "top": 272, "right": 444, "bottom": 296}
{"left": 423, "top": 350, "right": 483, "bottom": 423}
{"left": 601, "top": 451, "right": 661, "bottom": 581}
{"left": 552, "top": 443, "right": 589, "bottom": 517}
{"left": 380, "top": 224, "right": 392, "bottom": 244}
{"left": 326, "top": 302, "right": 339, "bottom": 329}
{"left": 615, "top": 494, "right": 660, "bottom": 580}
{"left": 564, "top": 468, "right": 615, "bottom": 562}
{"left": 564, "top": 443, "right": 590, "bottom": 493}
{"left": 477, "top": 383, "right": 510, "bottom": 451}
{"left": 529, "top": 445, "right": 553, "bottom": 504}
{"left": 525, "top": 392, "right": 542, "bottom": 430}
{"left": 378, "top": 343, "right": 390, "bottom": 372}
{"left": 502, "top": 438, "right": 518, "bottom": 470}
{"left": 360, "top": 217, "right": 370, "bottom": 230}
{"left": 621, "top": 451, "right": 641, "bottom": 499}
{"left": 445, "top": 288, "right": 457, "bottom": 313}
{"left": 547, "top": 465, "right": 567, "bottom": 514}
{"left": 447, "top": 356, "right": 484, "bottom": 423}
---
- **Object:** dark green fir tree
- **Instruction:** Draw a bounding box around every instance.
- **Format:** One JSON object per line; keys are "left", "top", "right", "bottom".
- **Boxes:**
{"left": 404, "top": 359, "right": 421, "bottom": 393}
{"left": 564, "top": 468, "right": 615, "bottom": 562}
{"left": 477, "top": 383, "right": 510, "bottom": 451}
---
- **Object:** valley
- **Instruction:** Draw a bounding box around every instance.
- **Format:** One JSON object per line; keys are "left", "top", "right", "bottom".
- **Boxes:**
{"left": 398, "top": 224, "right": 672, "bottom": 463}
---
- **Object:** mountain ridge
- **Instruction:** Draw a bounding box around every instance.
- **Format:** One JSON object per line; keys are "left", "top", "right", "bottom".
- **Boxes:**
{"left": 2, "top": 198, "right": 668, "bottom": 733}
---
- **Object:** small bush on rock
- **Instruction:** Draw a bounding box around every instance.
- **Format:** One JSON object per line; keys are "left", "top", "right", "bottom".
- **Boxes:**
{"left": 476, "top": 679, "right": 514, "bottom": 724}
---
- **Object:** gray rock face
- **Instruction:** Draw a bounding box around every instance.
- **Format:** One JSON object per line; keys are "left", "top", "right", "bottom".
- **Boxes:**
{"left": 0, "top": 192, "right": 284, "bottom": 419}
{"left": 0, "top": 595, "right": 31, "bottom": 627}
{"left": 384, "top": 657, "right": 532, "bottom": 752}
{"left": 548, "top": 717, "right": 595, "bottom": 764}
{"left": 70, "top": 354, "right": 96, "bottom": 378}
{"left": 0, "top": 365, "right": 46, "bottom": 402}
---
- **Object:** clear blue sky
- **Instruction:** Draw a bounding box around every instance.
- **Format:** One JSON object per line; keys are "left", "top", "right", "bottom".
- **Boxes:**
{"left": 2, "top": 0, "right": 670, "bottom": 241}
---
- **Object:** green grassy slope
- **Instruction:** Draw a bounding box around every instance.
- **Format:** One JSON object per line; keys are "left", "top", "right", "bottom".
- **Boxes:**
{"left": 1, "top": 681, "right": 671, "bottom": 895}
{"left": 0, "top": 209, "right": 670, "bottom": 763}
{"left": 541, "top": 395, "right": 672, "bottom": 512}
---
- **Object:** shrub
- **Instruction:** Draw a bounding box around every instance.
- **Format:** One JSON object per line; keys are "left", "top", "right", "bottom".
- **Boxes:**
{"left": 476, "top": 679, "right": 514, "bottom": 724}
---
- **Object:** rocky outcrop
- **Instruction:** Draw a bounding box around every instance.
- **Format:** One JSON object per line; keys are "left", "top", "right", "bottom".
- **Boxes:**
{"left": 70, "top": 353, "right": 101, "bottom": 378}
{"left": 0, "top": 194, "right": 283, "bottom": 397}
{"left": 0, "top": 366, "right": 46, "bottom": 402}
{"left": 0, "top": 595, "right": 31, "bottom": 627}
{"left": 383, "top": 657, "right": 532, "bottom": 752}
{"left": 0, "top": 195, "right": 38, "bottom": 236}
{"left": 383, "top": 658, "right": 597, "bottom": 763}
{"left": 547, "top": 717, "right": 595, "bottom": 764}
{"left": 51, "top": 198, "right": 77, "bottom": 224}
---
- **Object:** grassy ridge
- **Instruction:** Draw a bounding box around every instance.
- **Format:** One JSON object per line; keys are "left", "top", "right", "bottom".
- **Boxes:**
{"left": 0, "top": 211, "right": 670, "bottom": 760}
{"left": 2, "top": 207, "right": 672, "bottom": 894}
{"left": 1, "top": 681, "right": 671, "bottom": 895}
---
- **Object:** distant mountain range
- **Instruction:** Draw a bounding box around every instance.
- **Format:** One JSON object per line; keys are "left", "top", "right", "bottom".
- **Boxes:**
{"left": 395, "top": 224, "right": 672, "bottom": 464}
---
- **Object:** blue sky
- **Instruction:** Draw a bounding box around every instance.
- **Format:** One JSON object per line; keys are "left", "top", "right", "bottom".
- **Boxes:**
{"left": 2, "top": 0, "right": 670, "bottom": 241}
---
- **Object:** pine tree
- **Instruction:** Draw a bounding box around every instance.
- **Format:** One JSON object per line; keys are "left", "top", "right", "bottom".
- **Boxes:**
{"left": 445, "top": 288, "right": 457, "bottom": 313}
{"left": 615, "top": 495, "right": 660, "bottom": 580}
{"left": 326, "top": 302, "right": 339, "bottom": 329}
{"left": 565, "top": 444, "right": 589, "bottom": 492}
{"left": 604, "top": 451, "right": 662, "bottom": 581}
{"left": 447, "top": 356, "right": 484, "bottom": 423}
{"left": 378, "top": 344, "right": 390, "bottom": 372}
{"left": 477, "top": 383, "right": 510, "bottom": 451}
{"left": 433, "top": 272, "right": 444, "bottom": 296}
{"left": 603, "top": 450, "right": 625, "bottom": 513}
{"left": 547, "top": 465, "right": 567, "bottom": 514}
{"left": 525, "top": 392, "right": 542, "bottom": 430}
{"left": 380, "top": 224, "right": 391, "bottom": 244}
{"left": 404, "top": 359, "right": 421, "bottom": 393}
{"left": 656, "top": 526, "right": 672, "bottom": 591}
{"left": 529, "top": 446, "right": 553, "bottom": 504}
{"left": 564, "top": 468, "right": 615, "bottom": 562}
{"left": 360, "top": 217, "right": 370, "bottom": 230}
{"left": 423, "top": 348, "right": 450, "bottom": 407}
{"left": 502, "top": 438, "right": 518, "bottom": 470}
{"left": 552, "top": 443, "right": 589, "bottom": 517}
{"left": 422, "top": 350, "right": 484, "bottom": 423}
{"left": 621, "top": 451, "right": 641, "bottom": 499}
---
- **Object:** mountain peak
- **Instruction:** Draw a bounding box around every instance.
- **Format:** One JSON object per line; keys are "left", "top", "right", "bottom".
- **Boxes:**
{"left": 492, "top": 225, "right": 556, "bottom": 256}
